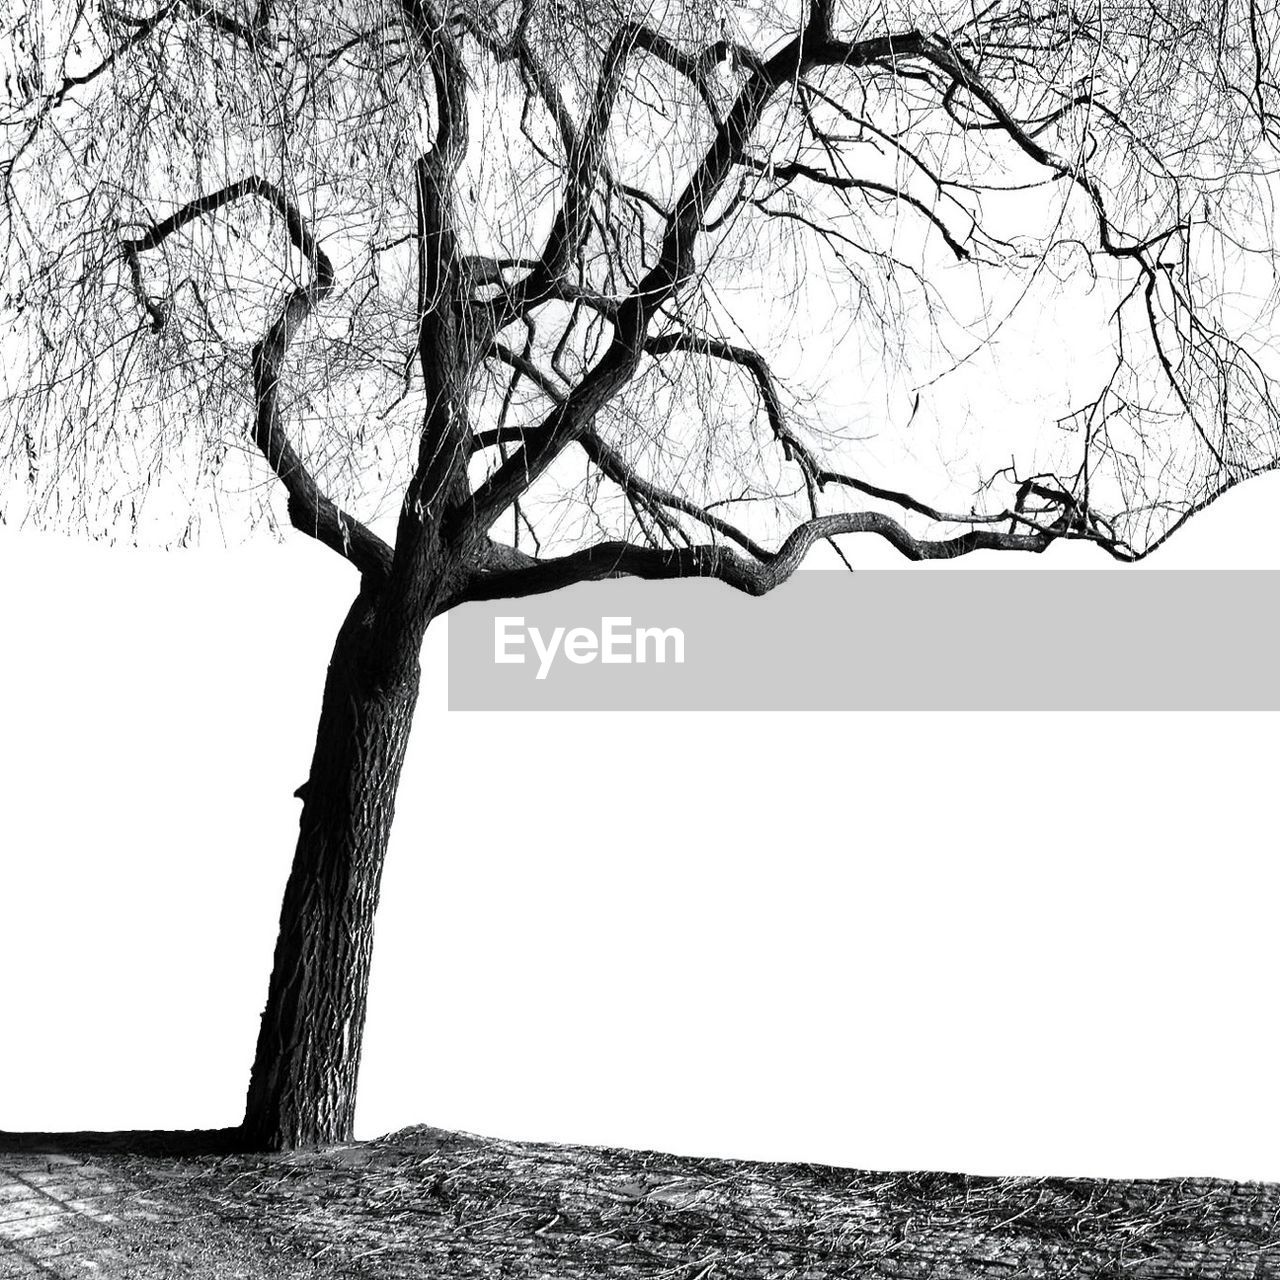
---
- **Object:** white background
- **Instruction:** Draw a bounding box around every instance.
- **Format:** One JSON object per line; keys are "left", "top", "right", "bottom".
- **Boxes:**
{"left": 2, "top": 477, "right": 1279, "bottom": 1181}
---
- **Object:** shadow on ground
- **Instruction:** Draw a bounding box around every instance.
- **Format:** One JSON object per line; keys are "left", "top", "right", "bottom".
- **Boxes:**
{"left": 0, "top": 1128, "right": 246, "bottom": 1157}
{"left": 1, "top": 1125, "right": 1277, "bottom": 1278}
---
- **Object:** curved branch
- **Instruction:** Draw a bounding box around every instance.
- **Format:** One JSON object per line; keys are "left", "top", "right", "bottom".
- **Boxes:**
{"left": 121, "top": 176, "right": 329, "bottom": 264}
{"left": 124, "top": 178, "right": 394, "bottom": 581}
{"left": 447, "top": 508, "right": 1132, "bottom": 607}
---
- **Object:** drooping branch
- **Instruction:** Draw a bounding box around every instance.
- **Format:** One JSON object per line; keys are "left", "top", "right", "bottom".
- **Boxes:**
{"left": 2, "top": 4, "right": 177, "bottom": 185}
{"left": 642, "top": 332, "right": 800, "bottom": 460}
{"left": 472, "top": 18, "right": 732, "bottom": 336}
{"left": 21, "top": 3, "right": 177, "bottom": 113}
{"left": 456, "top": 1, "right": 579, "bottom": 161}
{"left": 122, "top": 177, "right": 328, "bottom": 275}
{"left": 179, "top": 0, "right": 270, "bottom": 46}
{"left": 738, "top": 154, "right": 972, "bottom": 261}
{"left": 123, "top": 178, "right": 394, "bottom": 581}
{"left": 11, "top": 0, "right": 1279, "bottom": 589}
{"left": 2, "top": 0, "right": 277, "bottom": 187}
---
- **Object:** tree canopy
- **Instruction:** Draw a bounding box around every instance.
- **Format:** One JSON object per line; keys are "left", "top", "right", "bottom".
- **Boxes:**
{"left": 4, "top": 0, "right": 1280, "bottom": 593}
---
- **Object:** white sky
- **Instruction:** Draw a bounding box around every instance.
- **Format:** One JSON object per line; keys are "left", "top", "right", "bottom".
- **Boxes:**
{"left": 2, "top": 476, "right": 1278, "bottom": 1181}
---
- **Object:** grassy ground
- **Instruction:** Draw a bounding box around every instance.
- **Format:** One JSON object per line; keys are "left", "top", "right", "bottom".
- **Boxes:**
{"left": 1, "top": 1126, "right": 1277, "bottom": 1278}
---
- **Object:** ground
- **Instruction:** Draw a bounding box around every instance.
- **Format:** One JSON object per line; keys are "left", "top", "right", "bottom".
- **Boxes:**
{"left": 1, "top": 1126, "right": 1277, "bottom": 1278}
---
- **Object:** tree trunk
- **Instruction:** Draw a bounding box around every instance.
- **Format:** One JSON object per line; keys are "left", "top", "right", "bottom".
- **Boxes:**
{"left": 242, "top": 588, "right": 422, "bottom": 1151}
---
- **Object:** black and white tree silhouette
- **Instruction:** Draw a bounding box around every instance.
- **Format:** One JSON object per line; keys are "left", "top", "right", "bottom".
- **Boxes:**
{"left": 3, "top": 0, "right": 1278, "bottom": 1149}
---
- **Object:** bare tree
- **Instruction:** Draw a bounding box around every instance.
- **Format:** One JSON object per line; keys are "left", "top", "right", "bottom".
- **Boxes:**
{"left": 3, "top": 0, "right": 1278, "bottom": 1150}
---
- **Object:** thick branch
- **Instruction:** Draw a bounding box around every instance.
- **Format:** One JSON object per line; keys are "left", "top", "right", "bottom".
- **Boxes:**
{"left": 387, "top": 0, "right": 473, "bottom": 552}
{"left": 447, "top": 510, "right": 1112, "bottom": 607}
{"left": 347, "top": 0, "right": 479, "bottom": 674}
{"left": 458, "top": 20, "right": 937, "bottom": 545}
{"left": 121, "top": 176, "right": 329, "bottom": 266}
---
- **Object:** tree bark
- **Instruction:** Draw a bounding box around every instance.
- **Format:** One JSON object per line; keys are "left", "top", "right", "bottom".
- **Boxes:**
{"left": 242, "top": 587, "right": 422, "bottom": 1151}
